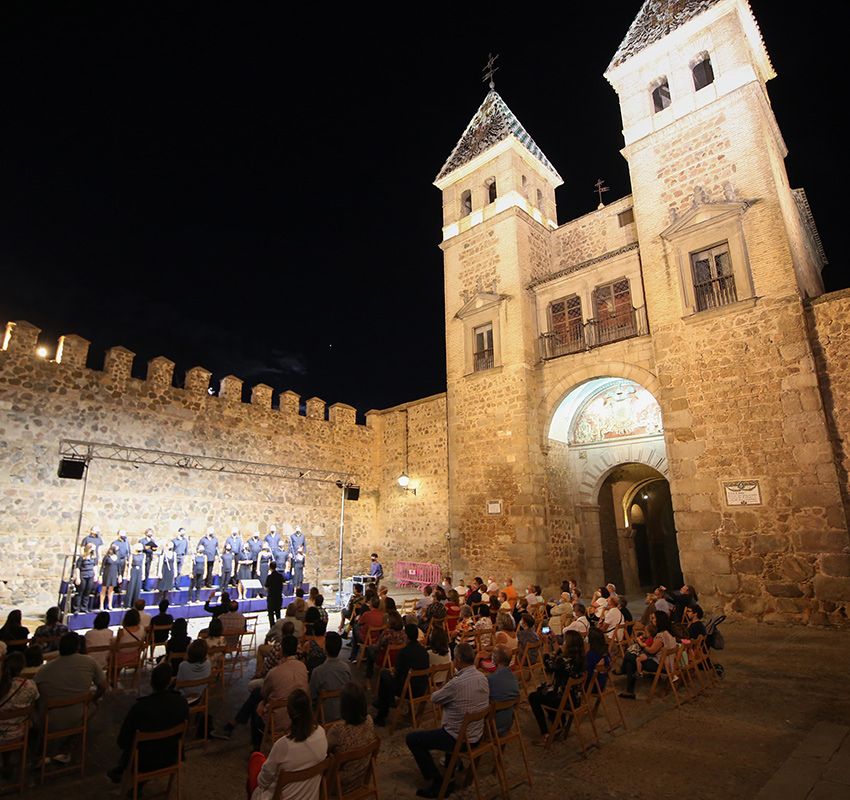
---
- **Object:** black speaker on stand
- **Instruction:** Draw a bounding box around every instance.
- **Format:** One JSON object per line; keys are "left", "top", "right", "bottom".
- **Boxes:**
{"left": 345, "top": 485, "right": 360, "bottom": 501}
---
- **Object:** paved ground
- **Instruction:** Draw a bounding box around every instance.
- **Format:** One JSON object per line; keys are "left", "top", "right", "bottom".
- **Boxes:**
{"left": 6, "top": 605, "right": 850, "bottom": 800}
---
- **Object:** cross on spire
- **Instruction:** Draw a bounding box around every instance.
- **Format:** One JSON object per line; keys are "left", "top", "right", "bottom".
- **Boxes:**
{"left": 482, "top": 53, "right": 499, "bottom": 90}
{"left": 594, "top": 178, "right": 610, "bottom": 209}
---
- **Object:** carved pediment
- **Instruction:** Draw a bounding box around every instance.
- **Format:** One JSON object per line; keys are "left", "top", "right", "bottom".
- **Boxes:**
{"left": 454, "top": 291, "right": 510, "bottom": 320}
{"left": 661, "top": 198, "right": 751, "bottom": 241}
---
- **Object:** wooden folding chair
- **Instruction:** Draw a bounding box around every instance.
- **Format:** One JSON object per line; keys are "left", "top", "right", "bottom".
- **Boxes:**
{"left": 329, "top": 736, "right": 380, "bottom": 799}
{"left": 372, "top": 642, "right": 405, "bottom": 691}
{"left": 515, "top": 640, "right": 545, "bottom": 697}
{"left": 241, "top": 615, "right": 258, "bottom": 655}
{"left": 444, "top": 610, "right": 460, "bottom": 635}
{"left": 110, "top": 640, "right": 146, "bottom": 690}
{"left": 541, "top": 676, "right": 599, "bottom": 756}
{"left": 355, "top": 625, "right": 385, "bottom": 669}
{"left": 589, "top": 661, "right": 626, "bottom": 734}
{"left": 148, "top": 624, "right": 173, "bottom": 662}
{"left": 472, "top": 628, "right": 494, "bottom": 653}
{"left": 0, "top": 702, "right": 34, "bottom": 794}
{"left": 271, "top": 756, "right": 333, "bottom": 800}
{"left": 174, "top": 677, "right": 210, "bottom": 750}
{"left": 490, "top": 698, "right": 531, "bottom": 792}
{"left": 260, "top": 696, "right": 290, "bottom": 752}
{"left": 40, "top": 691, "right": 91, "bottom": 782}
{"left": 437, "top": 706, "right": 508, "bottom": 800}
{"left": 647, "top": 645, "right": 685, "bottom": 707}
{"left": 122, "top": 721, "right": 186, "bottom": 800}
{"left": 390, "top": 667, "right": 434, "bottom": 733}
{"left": 206, "top": 645, "right": 227, "bottom": 699}
{"left": 401, "top": 599, "right": 417, "bottom": 616}
{"left": 690, "top": 635, "right": 719, "bottom": 688}
{"left": 317, "top": 689, "right": 342, "bottom": 725}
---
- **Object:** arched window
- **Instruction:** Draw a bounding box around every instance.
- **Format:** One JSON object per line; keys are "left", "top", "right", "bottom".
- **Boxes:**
{"left": 651, "top": 78, "right": 671, "bottom": 113}
{"left": 486, "top": 177, "right": 497, "bottom": 204}
{"left": 692, "top": 55, "right": 714, "bottom": 91}
{"left": 460, "top": 190, "right": 472, "bottom": 217}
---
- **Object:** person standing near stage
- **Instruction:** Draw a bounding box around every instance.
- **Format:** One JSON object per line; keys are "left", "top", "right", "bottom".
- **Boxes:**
{"left": 81, "top": 526, "right": 104, "bottom": 561}
{"left": 159, "top": 540, "right": 177, "bottom": 601}
{"left": 237, "top": 543, "right": 254, "bottom": 599}
{"left": 140, "top": 528, "right": 158, "bottom": 583}
{"left": 248, "top": 532, "right": 263, "bottom": 579}
{"left": 172, "top": 528, "right": 190, "bottom": 578}
{"left": 113, "top": 529, "right": 131, "bottom": 579}
{"left": 72, "top": 543, "right": 97, "bottom": 613}
{"left": 258, "top": 543, "right": 273, "bottom": 589}
{"left": 369, "top": 553, "right": 384, "bottom": 588}
{"left": 265, "top": 524, "right": 281, "bottom": 553}
{"left": 99, "top": 544, "right": 121, "bottom": 611}
{"left": 292, "top": 545, "right": 305, "bottom": 591}
{"left": 199, "top": 527, "right": 219, "bottom": 588}
{"left": 265, "top": 562, "right": 284, "bottom": 628}
{"left": 220, "top": 543, "right": 235, "bottom": 591}
{"left": 190, "top": 546, "right": 206, "bottom": 603}
{"left": 125, "top": 544, "right": 145, "bottom": 608}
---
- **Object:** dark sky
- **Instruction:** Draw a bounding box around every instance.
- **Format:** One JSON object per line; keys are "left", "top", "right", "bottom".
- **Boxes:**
{"left": 1, "top": 2, "right": 844, "bottom": 415}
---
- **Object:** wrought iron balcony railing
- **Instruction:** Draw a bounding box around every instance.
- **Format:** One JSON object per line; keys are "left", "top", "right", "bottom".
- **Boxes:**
{"left": 540, "top": 305, "right": 649, "bottom": 361}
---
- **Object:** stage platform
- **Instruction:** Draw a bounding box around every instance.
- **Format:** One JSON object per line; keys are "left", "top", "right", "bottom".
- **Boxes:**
{"left": 63, "top": 576, "right": 305, "bottom": 631}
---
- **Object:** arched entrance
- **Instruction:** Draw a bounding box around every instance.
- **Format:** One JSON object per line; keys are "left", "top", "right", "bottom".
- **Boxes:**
{"left": 598, "top": 464, "right": 683, "bottom": 593}
{"left": 546, "top": 375, "right": 682, "bottom": 594}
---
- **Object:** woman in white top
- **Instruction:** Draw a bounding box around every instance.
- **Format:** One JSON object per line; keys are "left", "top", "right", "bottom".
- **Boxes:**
{"left": 250, "top": 688, "right": 327, "bottom": 800}
{"left": 84, "top": 611, "right": 114, "bottom": 670}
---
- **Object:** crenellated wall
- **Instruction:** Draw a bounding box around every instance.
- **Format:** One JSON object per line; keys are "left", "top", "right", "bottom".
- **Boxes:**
{"left": 0, "top": 320, "right": 449, "bottom": 609}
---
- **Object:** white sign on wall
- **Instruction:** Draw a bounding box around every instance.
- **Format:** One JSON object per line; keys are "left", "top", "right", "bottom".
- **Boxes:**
{"left": 486, "top": 499, "right": 502, "bottom": 515}
{"left": 723, "top": 480, "right": 762, "bottom": 506}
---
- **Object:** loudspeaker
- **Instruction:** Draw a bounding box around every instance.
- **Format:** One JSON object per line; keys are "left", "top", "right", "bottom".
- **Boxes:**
{"left": 58, "top": 458, "right": 86, "bottom": 480}
{"left": 345, "top": 485, "right": 360, "bottom": 501}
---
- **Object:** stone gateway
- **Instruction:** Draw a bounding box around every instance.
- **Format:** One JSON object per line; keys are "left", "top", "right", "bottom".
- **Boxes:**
{"left": 1, "top": 0, "right": 848, "bottom": 624}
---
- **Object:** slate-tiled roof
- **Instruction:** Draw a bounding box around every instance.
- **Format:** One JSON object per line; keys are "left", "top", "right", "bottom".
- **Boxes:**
{"left": 435, "top": 90, "right": 561, "bottom": 183}
{"left": 792, "top": 188, "right": 828, "bottom": 267}
{"left": 608, "top": 0, "right": 724, "bottom": 71}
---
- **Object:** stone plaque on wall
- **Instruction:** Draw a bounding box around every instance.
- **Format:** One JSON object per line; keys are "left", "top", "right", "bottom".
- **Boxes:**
{"left": 487, "top": 499, "right": 502, "bottom": 515}
{"left": 723, "top": 480, "right": 762, "bottom": 506}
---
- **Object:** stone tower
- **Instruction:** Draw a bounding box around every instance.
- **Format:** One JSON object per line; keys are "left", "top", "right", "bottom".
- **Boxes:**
{"left": 604, "top": 0, "right": 847, "bottom": 621}
{"left": 433, "top": 90, "right": 563, "bottom": 585}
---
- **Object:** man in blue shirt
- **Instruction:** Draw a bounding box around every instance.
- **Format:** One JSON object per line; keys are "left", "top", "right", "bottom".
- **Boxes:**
{"left": 81, "top": 526, "right": 104, "bottom": 561}
{"left": 140, "top": 528, "right": 158, "bottom": 583}
{"left": 248, "top": 532, "right": 263, "bottom": 579}
{"left": 369, "top": 553, "right": 384, "bottom": 587}
{"left": 289, "top": 526, "right": 306, "bottom": 559}
{"left": 198, "top": 527, "right": 219, "bottom": 587}
{"left": 172, "top": 528, "right": 190, "bottom": 578}
{"left": 264, "top": 524, "right": 281, "bottom": 553}
{"left": 190, "top": 546, "right": 206, "bottom": 603}
{"left": 225, "top": 528, "right": 242, "bottom": 559}
{"left": 487, "top": 645, "right": 520, "bottom": 735}
{"left": 112, "top": 530, "right": 130, "bottom": 578}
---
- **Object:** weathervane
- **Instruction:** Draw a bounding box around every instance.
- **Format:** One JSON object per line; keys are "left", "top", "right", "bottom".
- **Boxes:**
{"left": 482, "top": 53, "right": 499, "bottom": 90}
{"left": 594, "top": 178, "right": 610, "bottom": 209}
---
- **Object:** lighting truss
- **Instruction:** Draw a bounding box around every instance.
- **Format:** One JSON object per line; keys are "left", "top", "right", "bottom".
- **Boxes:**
{"left": 58, "top": 439, "right": 357, "bottom": 486}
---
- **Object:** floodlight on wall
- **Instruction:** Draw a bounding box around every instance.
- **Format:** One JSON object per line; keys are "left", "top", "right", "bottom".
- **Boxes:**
{"left": 397, "top": 472, "right": 416, "bottom": 496}
{"left": 36, "top": 347, "right": 48, "bottom": 359}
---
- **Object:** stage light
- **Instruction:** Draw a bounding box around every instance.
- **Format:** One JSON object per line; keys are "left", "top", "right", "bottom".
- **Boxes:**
{"left": 36, "top": 346, "right": 48, "bottom": 358}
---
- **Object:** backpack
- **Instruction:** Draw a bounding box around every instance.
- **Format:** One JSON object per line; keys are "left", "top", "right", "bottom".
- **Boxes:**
{"left": 704, "top": 614, "right": 726, "bottom": 650}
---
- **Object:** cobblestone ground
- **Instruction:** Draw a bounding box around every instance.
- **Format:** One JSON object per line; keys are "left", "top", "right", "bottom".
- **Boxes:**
{"left": 8, "top": 611, "right": 850, "bottom": 800}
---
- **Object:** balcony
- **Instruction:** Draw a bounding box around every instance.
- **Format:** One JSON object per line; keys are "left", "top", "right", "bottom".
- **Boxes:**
{"left": 540, "top": 305, "right": 649, "bottom": 361}
{"left": 695, "top": 274, "right": 737, "bottom": 312}
{"left": 473, "top": 348, "right": 494, "bottom": 372}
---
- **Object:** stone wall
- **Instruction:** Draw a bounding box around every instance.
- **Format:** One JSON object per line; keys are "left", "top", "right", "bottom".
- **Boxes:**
{"left": 0, "top": 320, "right": 450, "bottom": 611}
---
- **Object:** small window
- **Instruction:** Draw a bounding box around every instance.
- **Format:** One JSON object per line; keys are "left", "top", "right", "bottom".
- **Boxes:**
{"left": 593, "top": 278, "right": 636, "bottom": 345}
{"left": 460, "top": 190, "right": 472, "bottom": 217}
{"left": 486, "top": 177, "right": 497, "bottom": 204}
{"left": 473, "top": 323, "right": 494, "bottom": 372}
{"left": 521, "top": 175, "right": 527, "bottom": 194}
{"left": 692, "top": 56, "right": 714, "bottom": 91}
{"left": 691, "top": 242, "right": 737, "bottom": 311}
{"left": 652, "top": 79, "right": 671, "bottom": 113}
{"left": 618, "top": 208, "right": 635, "bottom": 227}
{"left": 549, "top": 295, "right": 583, "bottom": 352}
{"left": 536, "top": 189, "right": 544, "bottom": 209}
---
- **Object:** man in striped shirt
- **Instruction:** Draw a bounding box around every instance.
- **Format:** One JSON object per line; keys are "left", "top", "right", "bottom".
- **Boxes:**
{"left": 405, "top": 642, "right": 489, "bottom": 798}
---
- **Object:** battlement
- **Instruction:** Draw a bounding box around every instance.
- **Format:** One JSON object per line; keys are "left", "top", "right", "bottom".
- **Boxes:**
{"left": 0, "top": 319, "right": 363, "bottom": 429}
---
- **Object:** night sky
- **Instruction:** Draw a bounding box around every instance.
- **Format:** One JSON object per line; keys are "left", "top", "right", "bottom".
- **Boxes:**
{"left": 1, "top": 2, "right": 844, "bottom": 415}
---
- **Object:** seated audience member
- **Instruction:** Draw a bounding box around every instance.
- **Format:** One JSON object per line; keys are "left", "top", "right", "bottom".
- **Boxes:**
{"left": 351, "top": 597, "right": 384, "bottom": 662}
{"left": 134, "top": 598, "right": 151, "bottom": 632}
{"left": 405, "top": 642, "right": 489, "bottom": 798}
{"left": 255, "top": 635, "right": 308, "bottom": 748}
{"left": 339, "top": 583, "right": 364, "bottom": 635}
{"left": 489, "top": 597, "right": 501, "bottom": 619}
{"left": 683, "top": 604, "right": 707, "bottom": 639}
{"left": 374, "top": 624, "right": 429, "bottom": 727}
{"left": 35, "top": 633, "right": 107, "bottom": 735}
{"left": 494, "top": 613, "right": 518, "bottom": 657}
{"left": 564, "top": 604, "right": 591, "bottom": 638}
{"left": 473, "top": 603, "right": 493, "bottom": 632}
{"left": 427, "top": 627, "right": 452, "bottom": 684}
{"left": 326, "top": 683, "right": 376, "bottom": 794}
{"left": 585, "top": 626, "right": 611, "bottom": 691}
{"left": 313, "top": 594, "right": 328, "bottom": 626}
{"left": 33, "top": 607, "right": 69, "bottom": 652}
{"left": 367, "top": 610, "right": 405, "bottom": 679}
{"left": 619, "top": 596, "right": 633, "bottom": 623}
{"left": 21, "top": 644, "right": 44, "bottom": 678}
{"left": 652, "top": 587, "right": 673, "bottom": 617}
{"left": 115, "top": 609, "right": 146, "bottom": 669}
{"left": 486, "top": 577, "right": 499, "bottom": 595}
{"left": 452, "top": 606, "right": 475, "bottom": 646}
{"left": 0, "top": 652, "right": 39, "bottom": 753}
{"left": 502, "top": 578, "right": 518, "bottom": 609}
{"left": 525, "top": 585, "right": 544, "bottom": 608}
{"left": 422, "top": 588, "right": 447, "bottom": 630}
{"left": 203, "top": 591, "right": 231, "bottom": 619}
{"left": 301, "top": 619, "right": 328, "bottom": 674}
{"left": 309, "top": 632, "right": 350, "bottom": 723}
{"left": 548, "top": 593, "right": 573, "bottom": 635}
{"left": 204, "top": 618, "right": 227, "bottom": 669}
{"left": 487, "top": 645, "right": 520, "bottom": 735}
{"left": 303, "top": 606, "right": 321, "bottom": 637}
{"left": 619, "top": 610, "right": 676, "bottom": 699}
{"left": 496, "top": 592, "right": 511, "bottom": 613}
{"left": 220, "top": 601, "right": 247, "bottom": 647}
{"left": 150, "top": 599, "right": 174, "bottom": 643}
{"left": 247, "top": 689, "right": 327, "bottom": 800}
{"left": 176, "top": 639, "right": 211, "bottom": 703}
{"left": 257, "top": 621, "right": 295, "bottom": 679}
{"left": 107, "top": 662, "right": 189, "bottom": 783}
{"left": 606, "top": 583, "right": 619, "bottom": 604}
{"left": 444, "top": 591, "right": 461, "bottom": 625}
{"left": 465, "top": 578, "right": 484, "bottom": 606}
{"left": 666, "top": 584, "right": 699, "bottom": 623}
{"left": 164, "top": 618, "right": 192, "bottom": 674}
{"left": 0, "top": 611, "right": 30, "bottom": 653}
{"left": 84, "top": 611, "right": 114, "bottom": 670}
{"left": 415, "top": 586, "right": 435, "bottom": 618}
{"left": 589, "top": 587, "right": 610, "bottom": 621}
{"left": 599, "top": 595, "right": 625, "bottom": 641}
{"left": 272, "top": 604, "right": 305, "bottom": 641}
{"left": 517, "top": 614, "right": 540, "bottom": 663}
{"left": 527, "top": 630, "right": 585, "bottom": 740}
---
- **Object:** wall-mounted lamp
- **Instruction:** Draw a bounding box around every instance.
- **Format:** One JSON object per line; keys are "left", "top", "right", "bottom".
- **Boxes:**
{"left": 398, "top": 472, "right": 417, "bottom": 496}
